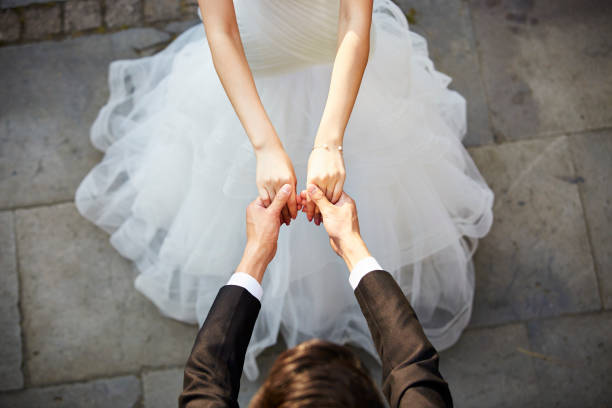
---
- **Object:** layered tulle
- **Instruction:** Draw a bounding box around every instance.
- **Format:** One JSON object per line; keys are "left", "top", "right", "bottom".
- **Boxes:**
{"left": 75, "top": 0, "right": 493, "bottom": 379}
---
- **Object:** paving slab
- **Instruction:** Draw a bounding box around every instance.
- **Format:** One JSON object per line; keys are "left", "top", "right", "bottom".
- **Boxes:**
{"left": 526, "top": 313, "right": 612, "bottom": 407}
{"left": 64, "top": 0, "right": 102, "bottom": 32}
{"left": 569, "top": 131, "right": 612, "bottom": 309}
{"left": 469, "top": 0, "right": 612, "bottom": 142}
{"left": 143, "top": 368, "right": 183, "bottom": 408}
{"left": 0, "top": 28, "right": 171, "bottom": 210}
{"left": 0, "top": 211, "right": 23, "bottom": 391}
{"left": 0, "top": 9, "right": 19, "bottom": 42}
{"left": 0, "top": 375, "right": 141, "bottom": 407}
{"left": 440, "top": 324, "right": 539, "bottom": 407}
{"left": 105, "top": 0, "right": 142, "bottom": 29}
{"left": 144, "top": 0, "right": 180, "bottom": 23}
{"left": 15, "top": 203, "right": 198, "bottom": 386}
{"left": 396, "top": 0, "right": 493, "bottom": 147}
{"left": 469, "top": 136, "right": 600, "bottom": 326}
{"left": 0, "top": 0, "right": 63, "bottom": 8}
{"left": 23, "top": 4, "right": 61, "bottom": 40}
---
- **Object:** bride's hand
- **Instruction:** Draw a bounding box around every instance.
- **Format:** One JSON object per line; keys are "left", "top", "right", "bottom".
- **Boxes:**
{"left": 305, "top": 146, "right": 346, "bottom": 225}
{"left": 255, "top": 145, "right": 298, "bottom": 225}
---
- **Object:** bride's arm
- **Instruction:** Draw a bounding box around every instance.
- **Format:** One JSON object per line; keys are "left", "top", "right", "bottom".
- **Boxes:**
{"left": 305, "top": 0, "right": 373, "bottom": 224}
{"left": 198, "top": 0, "right": 298, "bottom": 223}
{"left": 320, "top": 0, "right": 372, "bottom": 143}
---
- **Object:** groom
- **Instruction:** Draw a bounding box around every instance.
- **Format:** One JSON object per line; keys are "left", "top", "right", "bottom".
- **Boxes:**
{"left": 179, "top": 184, "right": 453, "bottom": 407}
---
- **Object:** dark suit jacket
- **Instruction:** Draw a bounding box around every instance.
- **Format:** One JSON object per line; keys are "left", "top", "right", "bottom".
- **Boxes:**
{"left": 179, "top": 270, "right": 453, "bottom": 407}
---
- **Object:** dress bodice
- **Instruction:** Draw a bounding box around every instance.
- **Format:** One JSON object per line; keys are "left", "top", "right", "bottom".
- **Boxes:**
{"left": 199, "top": 0, "right": 380, "bottom": 75}
{"left": 233, "top": 0, "right": 340, "bottom": 75}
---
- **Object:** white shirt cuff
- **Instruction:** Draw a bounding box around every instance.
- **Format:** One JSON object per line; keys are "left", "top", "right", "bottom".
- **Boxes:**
{"left": 227, "top": 272, "right": 263, "bottom": 302}
{"left": 349, "top": 256, "right": 383, "bottom": 290}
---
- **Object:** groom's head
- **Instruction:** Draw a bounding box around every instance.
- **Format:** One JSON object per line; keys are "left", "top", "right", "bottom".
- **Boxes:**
{"left": 250, "top": 339, "right": 384, "bottom": 407}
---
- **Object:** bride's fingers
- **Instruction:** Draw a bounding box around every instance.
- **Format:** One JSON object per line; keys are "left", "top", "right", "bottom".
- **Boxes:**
{"left": 281, "top": 205, "right": 291, "bottom": 225}
{"left": 314, "top": 211, "right": 322, "bottom": 226}
{"left": 296, "top": 188, "right": 302, "bottom": 210}
{"left": 314, "top": 205, "right": 321, "bottom": 226}
{"left": 299, "top": 191, "right": 309, "bottom": 213}
{"left": 287, "top": 186, "right": 298, "bottom": 219}
{"left": 269, "top": 185, "right": 277, "bottom": 201}
{"left": 269, "top": 185, "right": 279, "bottom": 216}
{"left": 305, "top": 189, "right": 316, "bottom": 221}
{"left": 331, "top": 182, "right": 343, "bottom": 204}
{"left": 324, "top": 184, "right": 333, "bottom": 202}
{"left": 259, "top": 187, "right": 271, "bottom": 208}
{"left": 308, "top": 201, "right": 316, "bottom": 222}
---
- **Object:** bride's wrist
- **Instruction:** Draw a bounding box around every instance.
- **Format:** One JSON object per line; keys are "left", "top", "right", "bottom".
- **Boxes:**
{"left": 254, "top": 138, "right": 284, "bottom": 158}
{"left": 314, "top": 126, "right": 344, "bottom": 148}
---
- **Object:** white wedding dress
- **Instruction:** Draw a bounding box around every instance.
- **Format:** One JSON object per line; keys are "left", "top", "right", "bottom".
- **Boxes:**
{"left": 76, "top": 0, "right": 493, "bottom": 379}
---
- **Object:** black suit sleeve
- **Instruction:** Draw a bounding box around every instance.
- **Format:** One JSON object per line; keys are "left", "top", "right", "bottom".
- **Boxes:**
{"left": 179, "top": 285, "right": 261, "bottom": 408}
{"left": 354, "top": 270, "right": 453, "bottom": 408}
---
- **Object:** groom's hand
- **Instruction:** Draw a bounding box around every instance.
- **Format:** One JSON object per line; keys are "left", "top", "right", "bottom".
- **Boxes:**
{"left": 305, "top": 184, "right": 371, "bottom": 271}
{"left": 237, "top": 184, "right": 292, "bottom": 283}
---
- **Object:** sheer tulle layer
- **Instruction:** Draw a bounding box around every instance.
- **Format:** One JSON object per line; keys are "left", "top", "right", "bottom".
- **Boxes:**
{"left": 76, "top": 0, "right": 493, "bottom": 379}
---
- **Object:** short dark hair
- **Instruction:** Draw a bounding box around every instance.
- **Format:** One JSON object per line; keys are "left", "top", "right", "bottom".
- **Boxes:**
{"left": 250, "top": 339, "right": 385, "bottom": 407}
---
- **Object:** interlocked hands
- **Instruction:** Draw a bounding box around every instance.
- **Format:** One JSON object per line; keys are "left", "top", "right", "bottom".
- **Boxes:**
{"left": 255, "top": 146, "right": 345, "bottom": 227}
{"left": 241, "top": 180, "right": 370, "bottom": 283}
{"left": 240, "top": 145, "right": 372, "bottom": 283}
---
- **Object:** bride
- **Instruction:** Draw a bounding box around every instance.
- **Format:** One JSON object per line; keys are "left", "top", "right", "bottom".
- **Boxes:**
{"left": 76, "top": 0, "right": 493, "bottom": 379}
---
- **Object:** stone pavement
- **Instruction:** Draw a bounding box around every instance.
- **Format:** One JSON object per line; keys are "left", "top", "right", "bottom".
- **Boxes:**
{"left": 0, "top": 0, "right": 611, "bottom": 407}
{"left": 0, "top": 0, "right": 196, "bottom": 44}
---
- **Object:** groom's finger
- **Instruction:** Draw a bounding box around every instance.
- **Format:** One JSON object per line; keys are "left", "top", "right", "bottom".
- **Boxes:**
{"left": 268, "top": 184, "right": 292, "bottom": 214}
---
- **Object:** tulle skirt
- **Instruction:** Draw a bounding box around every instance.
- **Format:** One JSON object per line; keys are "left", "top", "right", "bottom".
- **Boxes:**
{"left": 76, "top": 0, "right": 493, "bottom": 379}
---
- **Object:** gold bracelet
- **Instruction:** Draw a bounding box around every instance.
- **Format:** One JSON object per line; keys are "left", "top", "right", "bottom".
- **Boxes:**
{"left": 312, "top": 144, "right": 343, "bottom": 152}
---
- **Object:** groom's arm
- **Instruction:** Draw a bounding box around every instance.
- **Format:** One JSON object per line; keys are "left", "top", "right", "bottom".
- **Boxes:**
{"left": 351, "top": 262, "right": 453, "bottom": 408}
{"left": 179, "top": 274, "right": 262, "bottom": 408}
{"left": 180, "top": 185, "right": 293, "bottom": 407}
{"left": 303, "top": 185, "right": 453, "bottom": 408}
